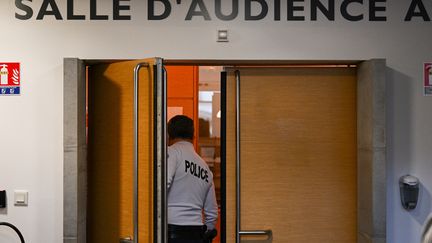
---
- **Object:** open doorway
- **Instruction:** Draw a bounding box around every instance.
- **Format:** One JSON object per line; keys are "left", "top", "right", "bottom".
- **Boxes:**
{"left": 165, "top": 65, "right": 222, "bottom": 243}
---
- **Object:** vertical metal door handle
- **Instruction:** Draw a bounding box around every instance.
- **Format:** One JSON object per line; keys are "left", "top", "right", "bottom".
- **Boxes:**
{"left": 154, "top": 58, "right": 167, "bottom": 243}
{"left": 132, "top": 62, "right": 149, "bottom": 243}
{"left": 234, "top": 71, "right": 272, "bottom": 243}
{"left": 235, "top": 70, "right": 241, "bottom": 243}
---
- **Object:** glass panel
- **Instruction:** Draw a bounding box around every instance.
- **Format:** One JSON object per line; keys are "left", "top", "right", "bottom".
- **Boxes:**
{"left": 198, "top": 66, "right": 222, "bottom": 243}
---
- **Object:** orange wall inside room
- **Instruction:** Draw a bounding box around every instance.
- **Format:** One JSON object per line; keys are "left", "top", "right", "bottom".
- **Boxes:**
{"left": 166, "top": 66, "right": 199, "bottom": 146}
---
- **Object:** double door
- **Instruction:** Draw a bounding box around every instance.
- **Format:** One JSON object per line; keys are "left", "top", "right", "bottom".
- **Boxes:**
{"left": 87, "top": 61, "right": 358, "bottom": 243}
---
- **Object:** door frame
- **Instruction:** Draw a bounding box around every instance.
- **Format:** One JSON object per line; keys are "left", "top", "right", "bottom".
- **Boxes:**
{"left": 63, "top": 59, "right": 386, "bottom": 243}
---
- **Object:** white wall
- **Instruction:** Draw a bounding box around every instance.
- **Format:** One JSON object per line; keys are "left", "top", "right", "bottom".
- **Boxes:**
{"left": 0, "top": 0, "right": 431, "bottom": 242}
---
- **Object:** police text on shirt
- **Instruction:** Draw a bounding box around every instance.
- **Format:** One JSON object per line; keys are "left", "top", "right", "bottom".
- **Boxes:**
{"left": 185, "top": 160, "right": 209, "bottom": 183}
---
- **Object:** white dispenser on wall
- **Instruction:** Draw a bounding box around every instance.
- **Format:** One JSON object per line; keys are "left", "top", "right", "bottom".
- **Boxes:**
{"left": 0, "top": 64, "right": 8, "bottom": 85}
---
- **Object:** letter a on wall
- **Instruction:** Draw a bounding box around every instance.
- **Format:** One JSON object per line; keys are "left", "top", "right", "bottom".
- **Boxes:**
{"left": 0, "top": 63, "right": 20, "bottom": 95}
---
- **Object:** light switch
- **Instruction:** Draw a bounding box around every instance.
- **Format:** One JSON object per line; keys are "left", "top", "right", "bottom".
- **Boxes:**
{"left": 14, "top": 190, "right": 28, "bottom": 206}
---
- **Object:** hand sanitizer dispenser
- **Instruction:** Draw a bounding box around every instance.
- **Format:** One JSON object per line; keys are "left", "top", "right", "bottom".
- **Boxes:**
{"left": 399, "top": 175, "right": 419, "bottom": 211}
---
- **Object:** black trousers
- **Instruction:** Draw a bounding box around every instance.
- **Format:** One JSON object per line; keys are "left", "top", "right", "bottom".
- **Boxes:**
{"left": 168, "top": 224, "right": 207, "bottom": 243}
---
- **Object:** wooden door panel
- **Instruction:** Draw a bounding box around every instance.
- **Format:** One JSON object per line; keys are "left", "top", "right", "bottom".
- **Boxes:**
{"left": 88, "top": 60, "right": 155, "bottom": 243}
{"left": 226, "top": 67, "right": 357, "bottom": 243}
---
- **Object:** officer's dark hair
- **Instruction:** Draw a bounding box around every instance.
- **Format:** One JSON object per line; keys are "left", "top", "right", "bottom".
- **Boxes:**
{"left": 168, "top": 115, "right": 194, "bottom": 140}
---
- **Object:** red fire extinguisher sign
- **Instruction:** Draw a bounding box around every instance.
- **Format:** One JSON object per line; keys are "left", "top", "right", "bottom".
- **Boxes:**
{"left": 0, "top": 63, "right": 20, "bottom": 95}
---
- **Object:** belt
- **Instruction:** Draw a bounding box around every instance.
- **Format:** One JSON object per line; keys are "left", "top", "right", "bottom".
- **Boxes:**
{"left": 168, "top": 224, "right": 206, "bottom": 240}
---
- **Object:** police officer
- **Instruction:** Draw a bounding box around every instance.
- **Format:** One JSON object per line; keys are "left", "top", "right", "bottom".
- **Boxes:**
{"left": 167, "top": 115, "right": 218, "bottom": 243}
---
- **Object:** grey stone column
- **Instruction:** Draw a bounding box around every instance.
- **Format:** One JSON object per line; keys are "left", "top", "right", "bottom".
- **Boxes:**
{"left": 64, "top": 58, "right": 87, "bottom": 243}
{"left": 357, "top": 59, "right": 387, "bottom": 243}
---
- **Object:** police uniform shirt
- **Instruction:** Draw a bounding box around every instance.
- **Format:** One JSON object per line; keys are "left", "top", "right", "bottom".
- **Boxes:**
{"left": 167, "top": 141, "right": 218, "bottom": 230}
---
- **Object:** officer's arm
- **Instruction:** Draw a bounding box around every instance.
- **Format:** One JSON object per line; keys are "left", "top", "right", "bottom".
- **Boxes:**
{"left": 203, "top": 181, "right": 218, "bottom": 230}
{"left": 167, "top": 147, "right": 177, "bottom": 190}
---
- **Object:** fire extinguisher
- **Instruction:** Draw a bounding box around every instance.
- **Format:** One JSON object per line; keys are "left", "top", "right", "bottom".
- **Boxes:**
{"left": 0, "top": 64, "right": 8, "bottom": 85}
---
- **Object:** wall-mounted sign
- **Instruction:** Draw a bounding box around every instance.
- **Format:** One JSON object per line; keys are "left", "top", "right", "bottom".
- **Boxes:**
{"left": 424, "top": 63, "right": 432, "bottom": 96}
{"left": 12, "top": 0, "right": 432, "bottom": 22}
{"left": 0, "top": 63, "right": 20, "bottom": 96}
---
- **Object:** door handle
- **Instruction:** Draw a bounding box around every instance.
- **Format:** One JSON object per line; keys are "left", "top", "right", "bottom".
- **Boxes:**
{"left": 235, "top": 70, "right": 242, "bottom": 243}
{"left": 239, "top": 230, "right": 273, "bottom": 241}
{"left": 234, "top": 71, "right": 272, "bottom": 243}
{"left": 120, "top": 236, "right": 133, "bottom": 243}
{"left": 133, "top": 63, "right": 150, "bottom": 243}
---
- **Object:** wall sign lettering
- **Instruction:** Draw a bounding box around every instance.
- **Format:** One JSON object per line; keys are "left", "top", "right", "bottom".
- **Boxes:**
{"left": 13, "top": 0, "right": 432, "bottom": 22}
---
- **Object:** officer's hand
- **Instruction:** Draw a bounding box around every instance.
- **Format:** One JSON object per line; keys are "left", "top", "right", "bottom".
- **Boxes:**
{"left": 204, "top": 229, "right": 217, "bottom": 240}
